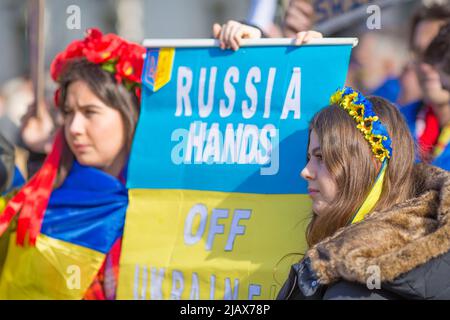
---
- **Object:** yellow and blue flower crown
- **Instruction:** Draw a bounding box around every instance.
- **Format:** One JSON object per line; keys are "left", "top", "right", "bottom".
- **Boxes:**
{"left": 330, "top": 87, "right": 393, "bottom": 162}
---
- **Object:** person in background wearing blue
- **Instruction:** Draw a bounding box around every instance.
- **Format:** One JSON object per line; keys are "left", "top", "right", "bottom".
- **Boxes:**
{"left": 353, "top": 2, "right": 450, "bottom": 107}
{"left": 347, "top": 30, "right": 408, "bottom": 104}
{"left": 401, "top": 21, "right": 450, "bottom": 170}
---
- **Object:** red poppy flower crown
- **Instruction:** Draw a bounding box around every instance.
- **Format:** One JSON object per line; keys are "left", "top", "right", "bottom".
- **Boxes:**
{"left": 50, "top": 28, "right": 146, "bottom": 105}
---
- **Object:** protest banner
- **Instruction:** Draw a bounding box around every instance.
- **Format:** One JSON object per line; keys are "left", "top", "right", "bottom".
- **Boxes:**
{"left": 117, "top": 37, "right": 357, "bottom": 300}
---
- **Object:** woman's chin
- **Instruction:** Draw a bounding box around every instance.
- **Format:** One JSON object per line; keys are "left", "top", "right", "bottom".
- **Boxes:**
{"left": 312, "top": 202, "right": 326, "bottom": 217}
{"left": 75, "top": 155, "right": 98, "bottom": 167}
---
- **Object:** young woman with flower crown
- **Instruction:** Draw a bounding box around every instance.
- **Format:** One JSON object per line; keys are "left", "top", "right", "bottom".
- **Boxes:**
{"left": 214, "top": 21, "right": 450, "bottom": 300}
{"left": 0, "top": 29, "right": 145, "bottom": 299}
{"left": 277, "top": 88, "right": 450, "bottom": 300}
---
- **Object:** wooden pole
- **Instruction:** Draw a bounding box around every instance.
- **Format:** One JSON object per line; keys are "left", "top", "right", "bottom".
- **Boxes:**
{"left": 28, "top": 0, "right": 46, "bottom": 117}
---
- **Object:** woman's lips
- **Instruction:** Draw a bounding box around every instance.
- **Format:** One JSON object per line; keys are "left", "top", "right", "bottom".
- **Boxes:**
{"left": 308, "top": 188, "right": 319, "bottom": 196}
{"left": 73, "top": 143, "right": 90, "bottom": 152}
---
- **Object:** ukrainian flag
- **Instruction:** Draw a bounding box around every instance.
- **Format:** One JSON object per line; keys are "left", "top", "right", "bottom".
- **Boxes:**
{"left": 0, "top": 161, "right": 128, "bottom": 299}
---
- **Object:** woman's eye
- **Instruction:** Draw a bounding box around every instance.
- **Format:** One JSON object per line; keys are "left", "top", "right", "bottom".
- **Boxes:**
{"left": 61, "top": 108, "right": 73, "bottom": 116}
{"left": 84, "top": 109, "right": 97, "bottom": 117}
{"left": 315, "top": 154, "right": 323, "bottom": 161}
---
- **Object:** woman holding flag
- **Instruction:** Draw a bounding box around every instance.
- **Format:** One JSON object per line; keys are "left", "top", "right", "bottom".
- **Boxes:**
{"left": 0, "top": 28, "right": 145, "bottom": 299}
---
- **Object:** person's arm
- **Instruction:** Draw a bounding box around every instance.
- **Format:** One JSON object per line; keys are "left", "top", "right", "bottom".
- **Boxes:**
{"left": 212, "top": 20, "right": 322, "bottom": 51}
{"left": 282, "top": 0, "right": 316, "bottom": 38}
{"left": 246, "top": 0, "right": 278, "bottom": 36}
{"left": 20, "top": 100, "right": 56, "bottom": 155}
{"left": 213, "top": 20, "right": 262, "bottom": 51}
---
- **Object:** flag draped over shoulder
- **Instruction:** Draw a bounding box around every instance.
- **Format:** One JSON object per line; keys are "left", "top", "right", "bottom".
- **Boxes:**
{"left": 0, "top": 161, "right": 128, "bottom": 299}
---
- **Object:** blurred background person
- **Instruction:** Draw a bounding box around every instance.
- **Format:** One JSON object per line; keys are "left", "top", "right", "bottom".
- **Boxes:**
{"left": 20, "top": 89, "right": 60, "bottom": 178}
{"left": 0, "top": 77, "right": 34, "bottom": 183}
{"left": 331, "top": 1, "right": 450, "bottom": 107}
{"left": 0, "top": 77, "right": 33, "bottom": 148}
{"left": 347, "top": 30, "right": 409, "bottom": 104}
{"left": 402, "top": 20, "right": 450, "bottom": 170}
{"left": 246, "top": 0, "right": 281, "bottom": 37}
{"left": 398, "top": 0, "right": 450, "bottom": 106}
{"left": 246, "top": 0, "right": 315, "bottom": 37}
{"left": 213, "top": 0, "right": 421, "bottom": 106}
{"left": 0, "top": 133, "right": 16, "bottom": 194}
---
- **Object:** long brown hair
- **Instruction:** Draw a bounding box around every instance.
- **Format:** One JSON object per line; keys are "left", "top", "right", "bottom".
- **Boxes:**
{"left": 55, "top": 58, "right": 140, "bottom": 186}
{"left": 306, "top": 96, "right": 416, "bottom": 247}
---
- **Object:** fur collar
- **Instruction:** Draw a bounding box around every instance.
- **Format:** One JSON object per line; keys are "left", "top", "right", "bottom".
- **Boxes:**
{"left": 306, "top": 163, "right": 450, "bottom": 285}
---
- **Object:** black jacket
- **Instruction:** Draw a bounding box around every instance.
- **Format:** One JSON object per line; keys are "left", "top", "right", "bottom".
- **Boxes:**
{"left": 0, "top": 132, "right": 15, "bottom": 194}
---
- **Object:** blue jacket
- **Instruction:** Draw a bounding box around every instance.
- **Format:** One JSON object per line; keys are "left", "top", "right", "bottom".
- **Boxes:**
{"left": 372, "top": 77, "right": 401, "bottom": 104}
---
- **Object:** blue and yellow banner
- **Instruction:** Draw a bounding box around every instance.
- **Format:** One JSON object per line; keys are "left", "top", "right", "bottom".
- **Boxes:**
{"left": 117, "top": 39, "right": 355, "bottom": 299}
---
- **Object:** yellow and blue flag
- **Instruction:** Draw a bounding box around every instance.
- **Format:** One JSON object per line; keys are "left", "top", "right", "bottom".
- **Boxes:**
{"left": 0, "top": 161, "right": 127, "bottom": 299}
{"left": 117, "top": 39, "right": 356, "bottom": 299}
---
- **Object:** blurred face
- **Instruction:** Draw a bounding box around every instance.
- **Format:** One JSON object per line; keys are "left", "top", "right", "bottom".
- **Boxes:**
{"left": 351, "top": 33, "right": 387, "bottom": 91}
{"left": 301, "top": 130, "right": 338, "bottom": 216}
{"left": 399, "top": 61, "right": 422, "bottom": 101}
{"left": 412, "top": 20, "right": 445, "bottom": 60}
{"left": 63, "top": 80, "right": 127, "bottom": 176}
{"left": 413, "top": 20, "right": 450, "bottom": 105}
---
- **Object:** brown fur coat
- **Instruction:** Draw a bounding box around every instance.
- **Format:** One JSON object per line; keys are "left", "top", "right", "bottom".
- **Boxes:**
{"left": 306, "top": 163, "right": 450, "bottom": 286}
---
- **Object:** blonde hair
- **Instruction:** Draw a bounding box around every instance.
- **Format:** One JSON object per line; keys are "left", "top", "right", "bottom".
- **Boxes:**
{"left": 306, "top": 96, "right": 416, "bottom": 246}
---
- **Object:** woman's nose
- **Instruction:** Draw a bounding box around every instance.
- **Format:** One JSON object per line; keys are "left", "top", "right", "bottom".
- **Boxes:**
{"left": 301, "top": 161, "right": 315, "bottom": 181}
{"left": 69, "top": 112, "right": 85, "bottom": 136}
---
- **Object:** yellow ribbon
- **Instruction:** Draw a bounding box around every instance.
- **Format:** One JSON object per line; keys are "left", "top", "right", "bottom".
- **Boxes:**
{"left": 432, "top": 124, "right": 450, "bottom": 159}
{"left": 350, "top": 161, "right": 387, "bottom": 224}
